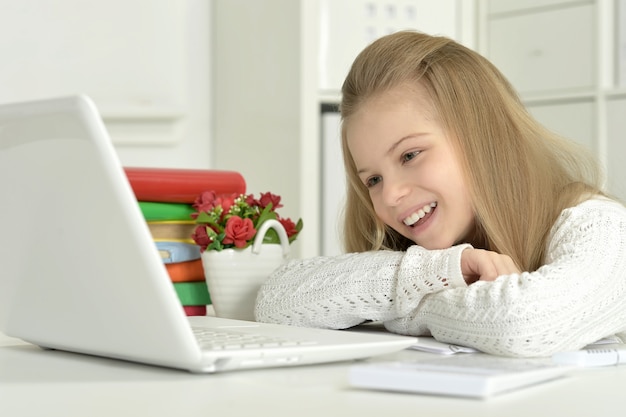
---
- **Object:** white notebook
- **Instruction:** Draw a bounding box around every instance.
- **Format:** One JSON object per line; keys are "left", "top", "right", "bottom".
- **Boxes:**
{"left": 349, "top": 353, "right": 572, "bottom": 398}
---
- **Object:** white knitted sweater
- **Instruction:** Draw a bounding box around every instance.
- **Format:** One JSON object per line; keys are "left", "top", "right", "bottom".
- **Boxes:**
{"left": 255, "top": 197, "right": 626, "bottom": 357}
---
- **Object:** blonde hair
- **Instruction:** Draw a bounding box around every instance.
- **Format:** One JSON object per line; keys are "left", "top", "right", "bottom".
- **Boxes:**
{"left": 340, "top": 31, "right": 604, "bottom": 271}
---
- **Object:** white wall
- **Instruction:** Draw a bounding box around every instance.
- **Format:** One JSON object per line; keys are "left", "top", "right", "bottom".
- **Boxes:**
{"left": 1, "top": 0, "right": 475, "bottom": 258}
{"left": 211, "top": 0, "right": 475, "bottom": 257}
{"left": 0, "top": 0, "right": 212, "bottom": 169}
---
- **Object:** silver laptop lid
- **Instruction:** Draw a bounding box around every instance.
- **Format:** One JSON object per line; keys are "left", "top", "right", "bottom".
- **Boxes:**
{"left": 0, "top": 95, "right": 203, "bottom": 369}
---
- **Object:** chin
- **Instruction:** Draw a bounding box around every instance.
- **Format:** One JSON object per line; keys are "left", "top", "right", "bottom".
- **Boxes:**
{"left": 414, "top": 238, "right": 456, "bottom": 250}
{"left": 425, "top": 243, "right": 453, "bottom": 250}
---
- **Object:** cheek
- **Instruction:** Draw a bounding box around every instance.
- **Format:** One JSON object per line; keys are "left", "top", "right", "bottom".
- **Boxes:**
{"left": 454, "top": 192, "right": 476, "bottom": 235}
{"left": 370, "top": 195, "right": 390, "bottom": 222}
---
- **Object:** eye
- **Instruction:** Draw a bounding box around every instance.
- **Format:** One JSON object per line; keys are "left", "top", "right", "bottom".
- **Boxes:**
{"left": 365, "top": 175, "right": 382, "bottom": 188}
{"left": 402, "top": 150, "right": 420, "bottom": 163}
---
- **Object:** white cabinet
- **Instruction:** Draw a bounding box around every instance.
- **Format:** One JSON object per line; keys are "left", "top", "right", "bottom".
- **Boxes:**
{"left": 487, "top": 0, "right": 588, "bottom": 16}
{"left": 487, "top": 3, "right": 595, "bottom": 95}
{"left": 526, "top": 99, "right": 596, "bottom": 153}
{"left": 479, "top": 0, "right": 626, "bottom": 201}
{"left": 0, "top": 0, "right": 212, "bottom": 169}
{"left": 607, "top": 95, "right": 626, "bottom": 200}
{"left": 211, "top": 0, "right": 473, "bottom": 258}
{"left": 318, "top": 0, "right": 461, "bottom": 93}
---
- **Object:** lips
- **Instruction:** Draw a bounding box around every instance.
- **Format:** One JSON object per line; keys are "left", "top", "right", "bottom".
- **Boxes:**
{"left": 403, "top": 202, "right": 437, "bottom": 227}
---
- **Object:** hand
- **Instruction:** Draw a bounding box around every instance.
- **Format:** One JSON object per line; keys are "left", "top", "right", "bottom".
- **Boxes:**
{"left": 460, "top": 248, "right": 520, "bottom": 284}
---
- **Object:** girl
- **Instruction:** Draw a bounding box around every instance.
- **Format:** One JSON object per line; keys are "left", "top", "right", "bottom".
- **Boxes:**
{"left": 254, "top": 31, "right": 626, "bottom": 357}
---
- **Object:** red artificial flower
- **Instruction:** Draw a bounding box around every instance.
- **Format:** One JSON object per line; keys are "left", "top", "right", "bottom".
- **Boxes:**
{"left": 245, "top": 194, "right": 259, "bottom": 207}
{"left": 191, "top": 225, "right": 212, "bottom": 252}
{"left": 278, "top": 216, "right": 298, "bottom": 238}
{"left": 192, "top": 190, "right": 218, "bottom": 213}
{"left": 215, "top": 194, "right": 238, "bottom": 219}
{"left": 258, "top": 192, "right": 283, "bottom": 210}
{"left": 191, "top": 190, "right": 301, "bottom": 252}
{"left": 222, "top": 216, "right": 256, "bottom": 248}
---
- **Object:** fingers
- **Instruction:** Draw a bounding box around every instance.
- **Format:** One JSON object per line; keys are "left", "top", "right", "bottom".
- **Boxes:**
{"left": 460, "top": 248, "right": 521, "bottom": 284}
{"left": 484, "top": 250, "right": 519, "bottom": 280}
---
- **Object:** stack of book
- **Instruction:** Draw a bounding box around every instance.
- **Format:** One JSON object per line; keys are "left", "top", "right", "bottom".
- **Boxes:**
{"left": 124, "top": 167, "right": 247, "bottom": 316}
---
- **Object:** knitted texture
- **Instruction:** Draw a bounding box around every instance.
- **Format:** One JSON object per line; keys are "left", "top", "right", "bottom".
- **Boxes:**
{"left": 254, "top": 197, "right": 626, "bottom": 357}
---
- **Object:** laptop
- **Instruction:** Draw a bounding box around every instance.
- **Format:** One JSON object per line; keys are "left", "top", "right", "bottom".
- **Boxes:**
{"left": 0, "top": 95, "right": 416, "bottom": 373}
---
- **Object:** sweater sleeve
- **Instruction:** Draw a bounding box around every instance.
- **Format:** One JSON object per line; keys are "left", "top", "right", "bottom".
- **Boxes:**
{"left": 256, "top": 198, "right": 626, "bottom": 358}
{"left": 385, "top": 197, "right": 626, "bottom": 357}
{"left": 254, "top": 244, "right": 470, "bottom": 329}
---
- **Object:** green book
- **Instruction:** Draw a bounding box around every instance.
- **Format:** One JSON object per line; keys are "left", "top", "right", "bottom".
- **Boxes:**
{"left": 138, "top": 201, "right": 195, "bottom": 221}
{"left": 173, "top": 281, "right": 211, "bottom": 306}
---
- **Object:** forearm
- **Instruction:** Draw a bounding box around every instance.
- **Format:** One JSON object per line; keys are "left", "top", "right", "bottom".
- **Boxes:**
{"left": 387, "top": 199, "right": 626, "bottom": 357}
{"left": 254, "top": 245, "right": 470, "bottom": 329}
{"left": 386, "top": 266, "right": 626, "bottom": 357}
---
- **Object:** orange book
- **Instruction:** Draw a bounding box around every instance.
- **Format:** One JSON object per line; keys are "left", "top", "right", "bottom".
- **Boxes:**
{"left": 165, "top": 259, "right": 205, "bottom": 283}
{"left": 125, "top": 167, "right": 246, "bottom": 204}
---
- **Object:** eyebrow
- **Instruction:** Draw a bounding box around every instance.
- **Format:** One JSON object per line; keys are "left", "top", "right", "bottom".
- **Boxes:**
{"left": 356, "top": 134, "right": 424, "bottom": 175}
{"left": 387, "top": 135, "right": 417, "bottom": 156}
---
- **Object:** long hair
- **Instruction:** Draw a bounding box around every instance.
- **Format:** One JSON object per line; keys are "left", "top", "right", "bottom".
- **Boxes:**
{"left": 340, "top": 31, "right": 604, "bottom": 271}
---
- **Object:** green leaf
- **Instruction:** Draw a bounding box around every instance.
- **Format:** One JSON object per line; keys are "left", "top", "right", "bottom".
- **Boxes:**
{"left": 207, "top": 240, "right": 223, "bottom": 251}
{"left": 196, "top": 210, "right": 223, "bottom": 227}
{"left": 289, "top": 218, "right": 304, "bottom": 243}
{"left": 254, "top": 204, "right": 278, "bottom": 228}
{"left": 195, "top": 211, "right": 213, "bottom": 223}
{"left": 262, "top": 228, "right": 281, "bottom": 244}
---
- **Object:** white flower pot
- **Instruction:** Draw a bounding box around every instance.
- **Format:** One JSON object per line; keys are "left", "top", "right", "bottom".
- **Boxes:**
{"left": 201, "top": 219, "right": 290, "bottom": 321}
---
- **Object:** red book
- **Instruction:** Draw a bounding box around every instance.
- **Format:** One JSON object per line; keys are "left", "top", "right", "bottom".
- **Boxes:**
{"left": 124, "top": 167, "right": 246, "bottom": 204}
{"left": 183, "top": 305, "right": 207, "bottom": 316}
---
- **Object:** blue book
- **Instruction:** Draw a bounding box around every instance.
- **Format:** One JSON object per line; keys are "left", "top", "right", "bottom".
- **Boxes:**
{"left": 155, "top": 241, "right": 201, "bottom": 264}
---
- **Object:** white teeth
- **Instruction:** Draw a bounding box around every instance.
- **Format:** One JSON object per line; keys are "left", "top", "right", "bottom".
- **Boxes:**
{"left": 403, "top": 202, "right": 437, "bottom": 226}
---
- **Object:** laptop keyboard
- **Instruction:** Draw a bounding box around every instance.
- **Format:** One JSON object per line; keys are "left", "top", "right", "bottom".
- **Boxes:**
{"left": 192, "top": 327, "right": 318, "bottom": 351}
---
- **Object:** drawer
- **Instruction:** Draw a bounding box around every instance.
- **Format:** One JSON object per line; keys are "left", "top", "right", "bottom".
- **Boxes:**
{"left": 488, "top": 0, "right": 593, "bottom": 15}
{"left": 526, "top": 100, "right": 595, "bottom": 152}
{"left": 488, "top": 3, "right": 595, "bottom": 95}
{"left": 317, "top": 0, "right": 459, "bottom": 92}
{"left": 606, "top": 98, "right": 626, "bottom": 201}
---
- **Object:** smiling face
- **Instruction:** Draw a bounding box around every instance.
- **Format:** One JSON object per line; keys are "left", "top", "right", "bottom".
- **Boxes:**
{"left": 345, "top": 83, "right": 475, "bottom": 250}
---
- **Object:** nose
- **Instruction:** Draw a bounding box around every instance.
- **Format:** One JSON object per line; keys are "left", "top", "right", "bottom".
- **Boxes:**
{"left": 381, "top": 173, "right": 410, "bottom": 207}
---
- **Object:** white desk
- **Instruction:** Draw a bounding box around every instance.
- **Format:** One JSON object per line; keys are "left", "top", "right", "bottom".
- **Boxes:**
{"left": 1, "top": 331, "right": 625, "bottom": 417}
